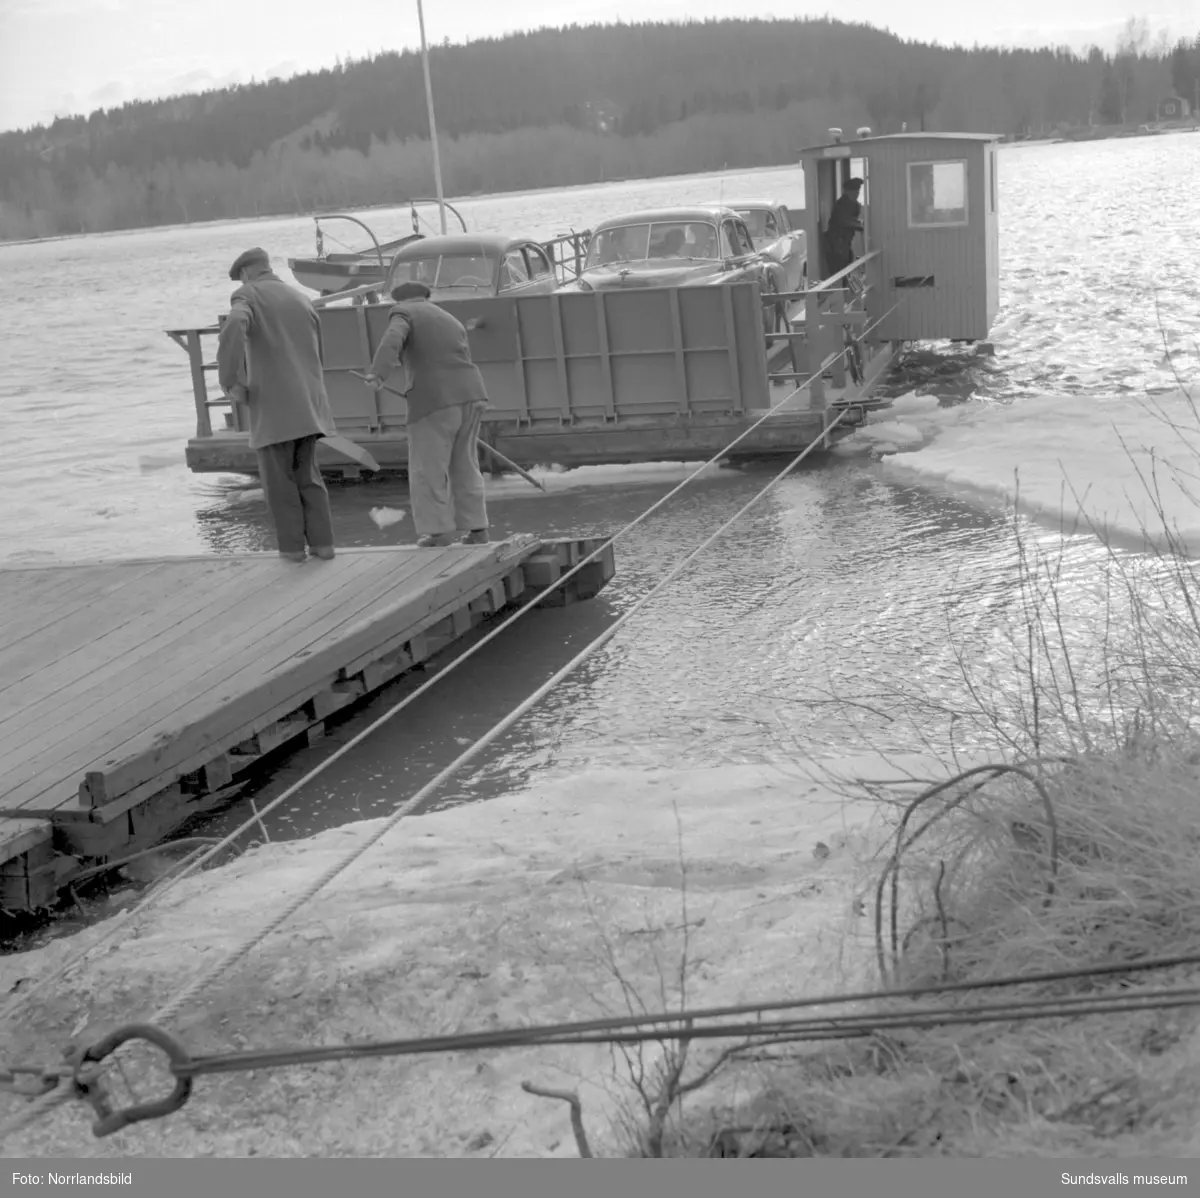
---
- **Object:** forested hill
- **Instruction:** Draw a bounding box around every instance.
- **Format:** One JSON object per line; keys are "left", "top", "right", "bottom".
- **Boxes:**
{"left": 1, "top": 17, "right": 1196, "bottom": 241}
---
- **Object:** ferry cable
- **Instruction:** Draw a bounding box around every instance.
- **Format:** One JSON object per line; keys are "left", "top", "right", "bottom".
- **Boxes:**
{"left": 7, "top": 952, "right": 1200, "bottom": 1138}
{"left": 0, "top": 299, "right": 897, "bottom": 1041}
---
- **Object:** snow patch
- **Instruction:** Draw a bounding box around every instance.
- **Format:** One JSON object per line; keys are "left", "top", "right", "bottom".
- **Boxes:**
{"left": 873, "top": 389, "right": 1200, "bottom": 555}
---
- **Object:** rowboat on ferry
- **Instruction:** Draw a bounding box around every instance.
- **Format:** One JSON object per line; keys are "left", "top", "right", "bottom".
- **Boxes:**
{"left": 286, "top": 199, "right": 470, "bottom": 295}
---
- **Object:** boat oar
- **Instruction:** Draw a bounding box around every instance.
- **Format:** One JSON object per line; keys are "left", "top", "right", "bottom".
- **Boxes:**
{"left": 322, "top": 434, "right": 380, "bottom": 472}
{"left": 225, "top": 381, "right": 379, "bottom": 472}
{"left": 349, "top": 370, "right": 546, "bottom": 492}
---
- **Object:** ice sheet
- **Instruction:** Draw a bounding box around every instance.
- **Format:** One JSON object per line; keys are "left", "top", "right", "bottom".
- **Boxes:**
{"left": 858, "top": 390, "right": 1200, "bottom": 555}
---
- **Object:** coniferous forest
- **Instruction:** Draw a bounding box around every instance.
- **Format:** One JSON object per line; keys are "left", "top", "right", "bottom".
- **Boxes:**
{"left": 1, "top": 16, "right": 1197, "bottom": 241}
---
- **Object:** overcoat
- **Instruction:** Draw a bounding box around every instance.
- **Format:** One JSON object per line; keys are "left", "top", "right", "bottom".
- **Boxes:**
{"left": 217, "top": 271, "right": 336, "bottom": 450}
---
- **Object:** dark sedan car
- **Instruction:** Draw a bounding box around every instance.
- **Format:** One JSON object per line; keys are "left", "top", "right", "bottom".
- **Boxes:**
{"left": 384, "top": 232, "right": 561, "bottom": 300}
{"left": 558, "top": 206, "right": 780, "bottom": 330}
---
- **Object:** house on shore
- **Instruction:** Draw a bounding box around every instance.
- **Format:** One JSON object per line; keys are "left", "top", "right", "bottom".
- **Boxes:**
{"left": 1157, "top": 96, "right": 1192, "bottom": 121}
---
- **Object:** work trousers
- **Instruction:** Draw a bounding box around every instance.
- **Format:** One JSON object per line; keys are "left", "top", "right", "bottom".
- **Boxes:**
{"left": 256, "top": 434, "right": 335, "bottom": 556}
{"left": 406, "top": 400, "right": 489, "bottom": 537}
{"left": 823, "top": 235, "right": 854, "bottom": 280}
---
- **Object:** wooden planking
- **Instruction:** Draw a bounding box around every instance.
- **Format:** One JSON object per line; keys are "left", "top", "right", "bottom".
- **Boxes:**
{"left": 0, "top": 818, "right": 52, "bottom": 863}
{"left": 0, "top": 557, "right": 284, "bottom": 710}
{"left": 0, "top": 554, "right": 327, "bottom": 716}
{"left": 0, "top": 554, "right": 387, "bottom": 810}
{"left": 1, "top": 550, "right": 448, "bottom": 811}
{"left": 0, "top": 560, "right": 176, "bottom": 654}
{"left": 88, "top": 549, "right": 540, "bottom": 773}
{"left": 0, "top": 542, "right": 540, "bottom": 816}
{"left": 0, "top": 560, "right": 220, "bottom": 693}
{"left": 75, "top": 543, "right": 542, "bottom": 809}
{"left": 0, "top": 552, "right": 387, "bottom": 773}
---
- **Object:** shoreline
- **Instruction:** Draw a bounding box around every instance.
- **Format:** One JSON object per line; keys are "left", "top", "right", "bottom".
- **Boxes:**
{"left": 0, "top": 160, "right": 805, "bottom": 251}
{"left": 0, "top": 756, "right": 933, "bottom": 1158}
{"left": 8, "top": 126, "right": 1199, "bottom": 250}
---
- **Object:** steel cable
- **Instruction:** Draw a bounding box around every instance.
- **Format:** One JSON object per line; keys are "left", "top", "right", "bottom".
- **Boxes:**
{"left": 1, "top": 295, "right": 888, "bottom": 1033}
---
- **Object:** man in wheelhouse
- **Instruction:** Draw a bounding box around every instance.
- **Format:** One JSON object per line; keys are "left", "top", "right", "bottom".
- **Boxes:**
{"left": 822, "top": 177, "right": 865, "bottom": 289}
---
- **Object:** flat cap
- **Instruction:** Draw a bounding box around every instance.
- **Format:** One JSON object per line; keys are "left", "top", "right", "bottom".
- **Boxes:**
{"left": 390, "top": 281, "right": 432, "bottom": 302}
{"left": 229, "top": 247, "right": 270, "bottom": 280}
{"left": 846, "top": 177, "right": 864, "bottom": 189}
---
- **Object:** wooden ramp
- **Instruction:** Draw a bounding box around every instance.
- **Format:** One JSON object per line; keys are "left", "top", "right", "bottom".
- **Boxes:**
{"left": 0, "top": 537, "right": 615, "bottom": 912}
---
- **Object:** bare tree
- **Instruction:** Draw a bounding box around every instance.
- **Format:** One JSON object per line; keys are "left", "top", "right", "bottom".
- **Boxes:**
{"left": 1114, "top": 16, "right": 1152, "bottom": 122}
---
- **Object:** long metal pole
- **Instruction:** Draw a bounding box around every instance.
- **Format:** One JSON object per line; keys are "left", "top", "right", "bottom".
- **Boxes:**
{"left": 416, "top": 0, "right": 447, "bottom": 233}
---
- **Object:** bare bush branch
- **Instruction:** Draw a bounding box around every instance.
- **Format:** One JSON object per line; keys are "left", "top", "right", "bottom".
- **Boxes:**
{"left": 521, "top": 1081, "right": 594, "bottom": 1157}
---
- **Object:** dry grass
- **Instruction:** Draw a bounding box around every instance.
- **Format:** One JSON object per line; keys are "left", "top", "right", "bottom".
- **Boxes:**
{"left": 657, "top": 746, "right": 1200, "bottom": 1157}
{"left": 662, "top": 349, "right": 1200, "bottom": 1157}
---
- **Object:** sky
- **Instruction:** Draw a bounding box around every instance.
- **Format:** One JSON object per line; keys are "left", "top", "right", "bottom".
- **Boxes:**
{"left": 1, "top": 0, "right": 1196, "bottom": 133}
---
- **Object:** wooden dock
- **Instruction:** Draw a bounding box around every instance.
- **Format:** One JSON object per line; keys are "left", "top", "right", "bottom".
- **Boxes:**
{"left": 0, "top": 537, "right": 616, "bottom": 913}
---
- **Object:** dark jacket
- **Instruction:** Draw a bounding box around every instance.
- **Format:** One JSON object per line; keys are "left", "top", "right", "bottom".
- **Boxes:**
{"left": 369, "top": 299, "right": 488, "bottom": 424}
{"left": 216, "top": 271, "right": 335, "bottom": 450}
{"left": 824, "top": 193, "right": 864, "bottom": 251}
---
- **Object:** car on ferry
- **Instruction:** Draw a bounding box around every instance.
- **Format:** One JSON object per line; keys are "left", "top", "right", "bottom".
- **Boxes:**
{"left": 383, "top": 232, "right": 562, "bottom": 301}
{"left": 558, "top": 206, "right": 781, "bottom": 331}
{"left": 722, "top": 198, "right": 808, "bottom": 294}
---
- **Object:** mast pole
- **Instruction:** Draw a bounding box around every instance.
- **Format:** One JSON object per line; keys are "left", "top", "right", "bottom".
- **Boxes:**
{"left": 416, "top": 0, "right": 447, "bottom": 233}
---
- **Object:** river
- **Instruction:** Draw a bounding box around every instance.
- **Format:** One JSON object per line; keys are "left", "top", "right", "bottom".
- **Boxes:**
{"left": 1, "top": 133, "right": 1197, "bottom": 848}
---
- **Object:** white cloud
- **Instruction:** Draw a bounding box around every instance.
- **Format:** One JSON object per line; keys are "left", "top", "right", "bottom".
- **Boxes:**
{"left": 161, "top": 67, "right": 246, "bottom": 95}
{"left": 3, "top": 0, "right": 124, "bottom": 14}
{"left": 87, "top": 80, "right": 128, "bottom": 108}
{"left": 263, "top": 59, "right": 299, "bottom": 81}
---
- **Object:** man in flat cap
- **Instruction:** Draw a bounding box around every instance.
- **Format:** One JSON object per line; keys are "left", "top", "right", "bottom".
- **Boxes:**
{"left": 822, "top": 177, "right": 865, "bottom": 286}
{"left": 362, "top": 281, "right": 489, "bottom": 548}
{"left": 217, "top": 247, "right": 337, "bottom": 562}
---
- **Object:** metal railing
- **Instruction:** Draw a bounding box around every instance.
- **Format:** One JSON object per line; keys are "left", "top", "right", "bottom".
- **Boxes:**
{"left": 759, "top": 250, "right": 881, "bottom": 404}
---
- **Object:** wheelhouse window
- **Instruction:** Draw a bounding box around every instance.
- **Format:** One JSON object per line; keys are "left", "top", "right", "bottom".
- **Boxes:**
{"left": 390, "top": 254, "right": 496, "bottom": 294}
{"left": 907, "top": 160, "right": 968, "bottom": 228}
{"left": 585, "top": 221, "right": 720, "bottom": 267}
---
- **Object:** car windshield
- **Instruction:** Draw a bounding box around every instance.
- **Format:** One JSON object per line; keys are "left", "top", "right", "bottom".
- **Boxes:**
{"left": 585, "top": 221, "right": 720, "bottom": 268}
{"left": 389, "top": 254, "right": 496, "bottom": 293}
{"left": 735, "top": 209, "right": 775, "bottom": 241}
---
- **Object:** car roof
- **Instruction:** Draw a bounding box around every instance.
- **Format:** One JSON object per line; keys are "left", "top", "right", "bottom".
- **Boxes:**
{"left": 722, "top": 199, "right": 785, "bottom": 211}
{"left": 391, "top": 232, "right": 533, "bottom": 259}
{"left": 590, "top": 206, "right": 742, "bottom": 231}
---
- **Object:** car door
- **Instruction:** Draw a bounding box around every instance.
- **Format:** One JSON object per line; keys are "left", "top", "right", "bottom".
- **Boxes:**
{"left": 522, "top": 243, "right": 559, "bottom": 294}
{"left": 726, "top": 218, "right": 761, "bottom": 282}
{"left": 497, "top": 248, "right": 536, "bottom": 296}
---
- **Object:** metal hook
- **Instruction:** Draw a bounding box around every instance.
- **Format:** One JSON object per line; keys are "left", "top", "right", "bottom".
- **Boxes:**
{"left": 75, "top": 1024, "right": 194, "bottom": 1137}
